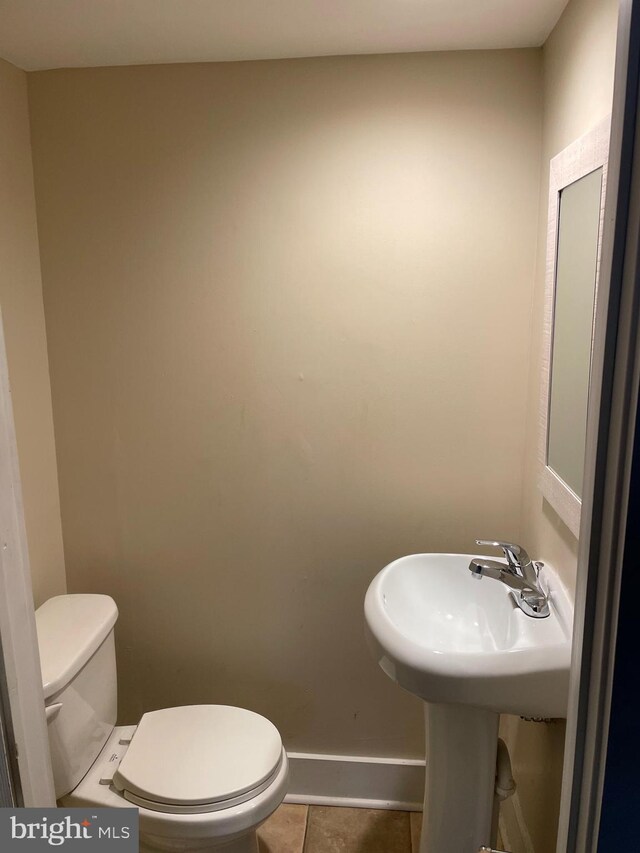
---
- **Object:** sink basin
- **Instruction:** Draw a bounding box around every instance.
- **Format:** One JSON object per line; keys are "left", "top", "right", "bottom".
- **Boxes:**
{"left": 365, "top": 552, "right": 572, "bottom": 718}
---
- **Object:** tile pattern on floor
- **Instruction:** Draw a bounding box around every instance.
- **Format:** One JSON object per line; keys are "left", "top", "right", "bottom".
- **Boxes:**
{"left": 257, "top": 804, "right": 418, "bottom": 853}
{"left": 258, "top": 803, "right": 507, "bottom": 852}
{"left": 304, "top": 806, "right": 411, "bottom": 853}
{"left": 258, "top": 804, "right": 309, "bottom": 853}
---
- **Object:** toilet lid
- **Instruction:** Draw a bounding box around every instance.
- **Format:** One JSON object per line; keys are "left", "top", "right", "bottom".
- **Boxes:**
{"left": 112, "top": 705, "right": 282, "bottom": 810}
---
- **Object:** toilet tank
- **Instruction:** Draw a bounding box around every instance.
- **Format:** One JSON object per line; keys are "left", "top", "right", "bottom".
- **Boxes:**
{"left": 36, "top": 594, "right": 119, "bottom": 799}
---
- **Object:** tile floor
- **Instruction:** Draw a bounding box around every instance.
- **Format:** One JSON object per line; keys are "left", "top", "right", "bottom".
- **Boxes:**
{"left": 257, "top": 805, "right": 422, "bottom": 853}
{"left": 258, "top": 805, "right": 505, "bottom": 852}
{"left": 258, "top": 804, "right": 422, "bottom": 853}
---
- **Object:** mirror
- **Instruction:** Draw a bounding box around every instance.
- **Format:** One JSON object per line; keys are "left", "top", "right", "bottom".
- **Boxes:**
{"left": 547, "top": 168, "right": 603, "bottom": 495}
{"left": 539, "top": 120, "right": 609, "bottom": 538}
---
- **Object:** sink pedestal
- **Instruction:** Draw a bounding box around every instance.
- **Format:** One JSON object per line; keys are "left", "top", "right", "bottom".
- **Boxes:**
{"left": 420, "top": 703, "right": 499, "bottom": 853}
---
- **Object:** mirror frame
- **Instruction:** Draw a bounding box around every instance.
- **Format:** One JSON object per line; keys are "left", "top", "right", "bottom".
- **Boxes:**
{"left": 538, "top": 118, "right": 610, "bottom": 538}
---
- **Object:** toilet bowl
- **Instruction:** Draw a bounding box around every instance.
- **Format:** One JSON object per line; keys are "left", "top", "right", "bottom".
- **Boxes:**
{"left": 36, "top": 594, "right": 288, "bottom": 853}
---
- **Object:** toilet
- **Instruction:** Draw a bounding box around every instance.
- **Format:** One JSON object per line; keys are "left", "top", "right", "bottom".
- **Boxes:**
{"left": 35, "top": 594, "right": 288, "bottom": 853}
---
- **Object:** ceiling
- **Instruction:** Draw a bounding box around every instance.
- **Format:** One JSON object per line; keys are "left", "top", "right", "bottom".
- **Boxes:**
{"left": 0, "top": 0, "right": 569, "bottom": 72}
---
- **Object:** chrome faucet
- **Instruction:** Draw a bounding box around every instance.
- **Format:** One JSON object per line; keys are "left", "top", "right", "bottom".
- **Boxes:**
{"left": 469, "top": 539, "right": 549, "bottom": 618}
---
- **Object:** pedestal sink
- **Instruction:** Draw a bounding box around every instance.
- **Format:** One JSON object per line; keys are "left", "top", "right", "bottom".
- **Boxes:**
{"left": 364, "top": 553, "right": 572, "bottom": 853}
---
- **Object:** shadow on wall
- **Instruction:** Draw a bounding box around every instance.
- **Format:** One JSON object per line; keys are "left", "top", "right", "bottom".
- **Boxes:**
{"left": 101, "top": 533, "right": 429, "bottom": 756}
{"left": 118, "top": 639, "right": 313, "bottom": 739}
{"left": 66, "top": 483, "right": 491, "bottom": 757}
{"left": 499, "top": 715, "right": 566, "bottom": 853}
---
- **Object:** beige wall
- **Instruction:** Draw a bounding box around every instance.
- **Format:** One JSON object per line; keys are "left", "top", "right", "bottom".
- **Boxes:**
{"left": 503, "top": 1, "right": 619, "bottom": 851}
{"left": 521, "top": 0, "right": 619, "bottom": 593}
{"left": 0, "top": 57, "right": 65, "bottom": 606}
{"left": 29, "top": 50, "right": 542, "bottom": 755}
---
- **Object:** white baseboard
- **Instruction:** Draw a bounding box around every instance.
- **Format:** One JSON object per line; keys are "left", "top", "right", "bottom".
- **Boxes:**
{"left": 284, "top": 752, "right": 425, "bottom": 812}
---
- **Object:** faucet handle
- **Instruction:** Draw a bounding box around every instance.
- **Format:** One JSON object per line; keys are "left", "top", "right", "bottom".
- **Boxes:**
{"left": 475, "top": 539, "right": 531, "bottom": 570}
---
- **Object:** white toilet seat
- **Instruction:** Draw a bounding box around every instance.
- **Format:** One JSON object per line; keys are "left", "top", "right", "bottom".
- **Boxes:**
{"left": 121, "top": 760, "right": 283, "bottom": 814}
{"left": 113, "top": 705, "right": 283, "bottom": 815}
{"left": 62, "top": 721, "right": 289, "bottom": 850}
